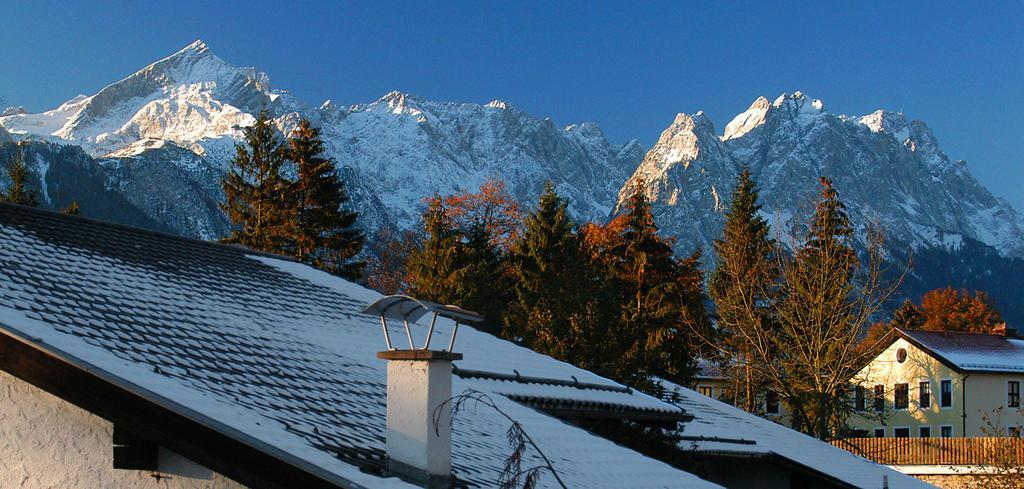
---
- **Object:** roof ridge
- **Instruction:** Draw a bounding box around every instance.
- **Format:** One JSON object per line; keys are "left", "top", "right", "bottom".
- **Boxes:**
{"left": 0, "top": 202, "right": 298, "bottom": 263}
{"left": 898, "top": 327, "right": 1005, "bottom": 338}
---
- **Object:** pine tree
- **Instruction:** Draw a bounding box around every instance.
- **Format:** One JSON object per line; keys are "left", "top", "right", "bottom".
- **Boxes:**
{"left": 773, "top": 176, "right": 861, "bottom": 439}
{"left": 407, "top": 195, "right": 511, "bottom": 337}
{"left": 709, "top": 167, "right": 775, "bottom": 412}
{"left": 609, "top": 181, "right": 709, "bottom": 388}
{"left": 407, "top": 197, "right": 464, "bottom": 306}
{"left": 287, "top": 119, "right": 364, "bottom": 279}
{"left": 891, "top": 298, "right": 924, "bottom": 330}
{"left": 221, "top": 109, "right": 292, "bottom": 254}
{"left": 3, "top": 149, "right": 39, "bottom": 207}
{"left": 505, "top": 183, "right": 596, "bottom": 360}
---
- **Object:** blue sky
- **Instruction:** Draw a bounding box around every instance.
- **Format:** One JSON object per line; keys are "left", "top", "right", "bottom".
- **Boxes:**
{"left": 2, "top": 1, "right": 1022, "bottom": 207}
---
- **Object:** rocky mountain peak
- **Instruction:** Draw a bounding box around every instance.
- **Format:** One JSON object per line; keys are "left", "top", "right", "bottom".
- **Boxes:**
{"left": 859, "top": 109, "right": 908, "bottom": 136}
{"left": 485, "top": 99, "right": 510, "bottom": 110}
{"left": 723, "top": 96, "right": 772, "bottom": 141}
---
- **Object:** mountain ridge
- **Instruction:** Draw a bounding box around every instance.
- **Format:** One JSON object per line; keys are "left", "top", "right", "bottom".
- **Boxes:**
{"left": 2, "top": 41, "right": 1023, "bottom": 320}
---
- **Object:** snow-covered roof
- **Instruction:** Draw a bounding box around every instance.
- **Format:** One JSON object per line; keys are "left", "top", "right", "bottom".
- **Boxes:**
{"left": 898, "top": 328, "right": 1024, "bottom": 373}
{"left": 0, "top": 203, "right": 718, "bottom": 488}
{"left": 694, "top": 357, "right": 726, "bottom": 380}
{"left": 656, "top": 380, "right": 933, "bottom": 489}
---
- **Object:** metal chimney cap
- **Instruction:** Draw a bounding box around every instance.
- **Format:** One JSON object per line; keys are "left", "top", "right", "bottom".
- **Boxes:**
{"left": 364, "top": 295, "right": 484, "bottom": 352}
{"left": 362, "top": 295, "right": 484, "bottom": 324}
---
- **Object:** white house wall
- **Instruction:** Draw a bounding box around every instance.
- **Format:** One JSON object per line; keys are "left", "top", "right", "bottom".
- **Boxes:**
{"left": 0, "top": 370, "right": 245, "bottom": 489}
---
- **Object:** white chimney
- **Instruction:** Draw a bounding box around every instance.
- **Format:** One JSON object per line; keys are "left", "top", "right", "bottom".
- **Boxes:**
{"left": 363, "top": 296, "right": 484, "bottom": 488}
{"left": 377, "top": 349, "right": 462, "bottom": 487}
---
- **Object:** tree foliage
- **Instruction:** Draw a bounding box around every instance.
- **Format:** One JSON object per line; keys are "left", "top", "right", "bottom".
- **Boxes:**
{"left": 917, "top": 287, "right": 1003, "bottom": 333}
{"left": 406, "top": 194, "right": 512, "bottom": 336}
{"left": 583, "top": 181, "right": 710, "bottom": 387}
{"left": 2, "top": 148, "right": 40, "bottom": 207}
{"left": 504, "top": 182, "right": 603, "bottom": 364}
{"left": 365, "top": 227, "right": 419, "bottom": 294}
{"left": 707, "top": 167, "right": 776, "bottom": 412}
{"left": 442, "top": 178, "right": 524, "bottom": 251}
{"left": 700, "top": 175, "right": 903, "bottom": 440}
{"left": 221, "top": 108, "right": 291, "bottom": 254}
{"left": 287, "top": 119, "right": 364, "bottom": 278}
{"left": 221, "top": 114, "right": 363, "bottom": 277}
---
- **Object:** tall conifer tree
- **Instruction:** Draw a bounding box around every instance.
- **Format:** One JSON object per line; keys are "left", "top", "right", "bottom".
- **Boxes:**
{"left": 774, "top": 176, "right": 860, "bottom": 439}
{"left": 287, "top": 119, "right": 364, "bottom": 279}
{"left": 3, "top": 148, "right": 39, "bottom": 207}
{"left": 221, "top": 109, "right": 291, "bottom": 254}
{"left": 505, "top": 183, "right": 596, "bottom": 359}
{"left": 610, "top": 181, "right": 709, "bottom": 387}
{"left": 408, "top": 197, "right": 464, "bottom": 305}
{"left": 709, "top": 167, "right": 775, "bottom": 411}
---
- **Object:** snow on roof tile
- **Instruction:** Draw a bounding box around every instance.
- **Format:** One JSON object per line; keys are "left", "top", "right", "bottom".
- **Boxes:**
{"left": 0, "top": 204, "right": 718, "bottom": 489}
{"left": 900, "top": 329, "right": 1024, "bottom": 373}
{"left": 656, "top": 380, "right": 933, "bottom": 489}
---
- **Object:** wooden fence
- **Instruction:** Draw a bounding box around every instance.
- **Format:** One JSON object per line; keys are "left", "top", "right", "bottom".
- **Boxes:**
{"left": 831, "top": 437, "right": 1024, "bottom": 466}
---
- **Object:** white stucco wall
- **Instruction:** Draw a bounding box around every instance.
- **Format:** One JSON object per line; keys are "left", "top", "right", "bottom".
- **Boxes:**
{"left": 0, "top": 370, "right": 246, "bottom": 489}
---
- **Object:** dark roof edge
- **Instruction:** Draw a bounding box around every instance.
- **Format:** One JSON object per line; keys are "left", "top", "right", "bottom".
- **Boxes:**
{"left": 689, "top": 450, "right": 859, "bottom": 489}
{"left": 0, "top": 322, "right": 372, "bottom": 489}
{"left": 0, "top": 202, "right": 297, "bottom": 263}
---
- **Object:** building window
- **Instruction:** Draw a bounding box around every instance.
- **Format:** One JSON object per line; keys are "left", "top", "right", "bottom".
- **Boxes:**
{"left": 855, "top": 386, "right": 866, "bottom": 411}
{"left": 766, "top": 390, "right": 780, "bottom": 414}
{"left": 1009, "top": 381, "right": 1020, "bottom": 408}
{"left": 919, "top": 426, "right": 931, "bottom": 438}
{"left": 940, "top": 379, "right": 952, "bottom": 407}
{"left": 940, "top": 426, "right": 953, "bottom": 438}
{"left": 698, "top": 386, "right": 713, "bottom": 398}
{"left": 919, "top": 381, "right": 931, "bottom": 408}
{"left": 874, "top": 385, "right": 885, "bottom": 412}
{"left": 895, "top": 383, "right": 909, "bottom": 410}
{"left": 894, "top": 427, "right": 910, "bottom": 438}
{"left": 874, "top": 428, "right": 885, "bottom": 438}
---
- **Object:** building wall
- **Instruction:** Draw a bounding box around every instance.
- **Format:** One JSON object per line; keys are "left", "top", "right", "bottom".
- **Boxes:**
{"left": 691, "top": 377, "right": 796, "bottom": 428}
{"left": 850, "top": 338, "right": 1024, "bottom": 437}
{"left": 0, "top": 370, "right": 246, "bottom": 489}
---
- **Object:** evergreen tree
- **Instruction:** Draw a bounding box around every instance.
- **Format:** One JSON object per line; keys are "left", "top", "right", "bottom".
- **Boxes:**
{"left": 891, "top": 298, "right": 924, "bottom": 330}
{"left": 407, "top": 196, "right": 462, "bottom": 306}
{"left": 773, "top": 176, "right": 862, "bottom": 439}
{"left": 505, "top": 183, "right": 597, "bottom": 361}
{"left": 221, "top": 109, "right": 292, "bottom": 254}
{"left": 708, "top": 167, "right": 775, "bottom": 412}
{"left": 3, "top": 149, "right": 39, "bottom": 207}
{"left": 609, "top": 181, "right": 709, "bottom": 388}
{"left": 287, "top": 119, "right": 364, "bottom": 279}
{"left": 407, "top": 195, "right": 511, "bottom": 337}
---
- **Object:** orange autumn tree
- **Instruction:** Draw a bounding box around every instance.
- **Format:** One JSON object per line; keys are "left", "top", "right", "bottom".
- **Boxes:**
{"left": 442, "top": 178, "right": 525, "bottom": 250}
{"left": 866, "top": 287, "right": 1004, "bottom": 350}
{"left": 917, "top": 287, "right": 1003, "bottom": 333}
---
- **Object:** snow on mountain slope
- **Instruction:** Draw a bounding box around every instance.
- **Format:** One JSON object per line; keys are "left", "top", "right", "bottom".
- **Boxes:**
{"left": 620, "top": 91, "right": 1024, "bottom": 260}
{"left": 318, "top": 91, "right": 641, "bottom": 230}
{"left": 1, "top": 41, "right": 281, "bottom": 157}
{"left": 1, "top": 41, "right": 642, "bottom": 238}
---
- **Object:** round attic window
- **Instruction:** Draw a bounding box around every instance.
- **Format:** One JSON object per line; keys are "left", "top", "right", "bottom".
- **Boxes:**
{"left": 896, "top": 348, "right": 908, "bottom": 363}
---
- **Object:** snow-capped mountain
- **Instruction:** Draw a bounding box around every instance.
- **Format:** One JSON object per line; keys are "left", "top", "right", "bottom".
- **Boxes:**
{"left": 620, "top": 91, "right": 1024, "bottom": 261}
{"left": 4, "top": 41, "right": 1024, "bottom": 319}
{"left": 0, "top": 40, "right": 640, "bottom": 239}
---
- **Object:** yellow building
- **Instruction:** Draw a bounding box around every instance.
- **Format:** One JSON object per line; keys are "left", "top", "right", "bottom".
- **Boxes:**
{"left": 690, "top": 358, "right": 795, "bottom": 428}
{"left": 850, "top": 327, "right": 1024, "bottom": 438}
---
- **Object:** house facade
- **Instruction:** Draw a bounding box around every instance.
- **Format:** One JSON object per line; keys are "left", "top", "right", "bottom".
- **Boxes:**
{"left": 850, "top": 328, "right": 1024, "bottom": 438}
{"left": 689, "top": 358, "right": 795, "bottom": 428}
